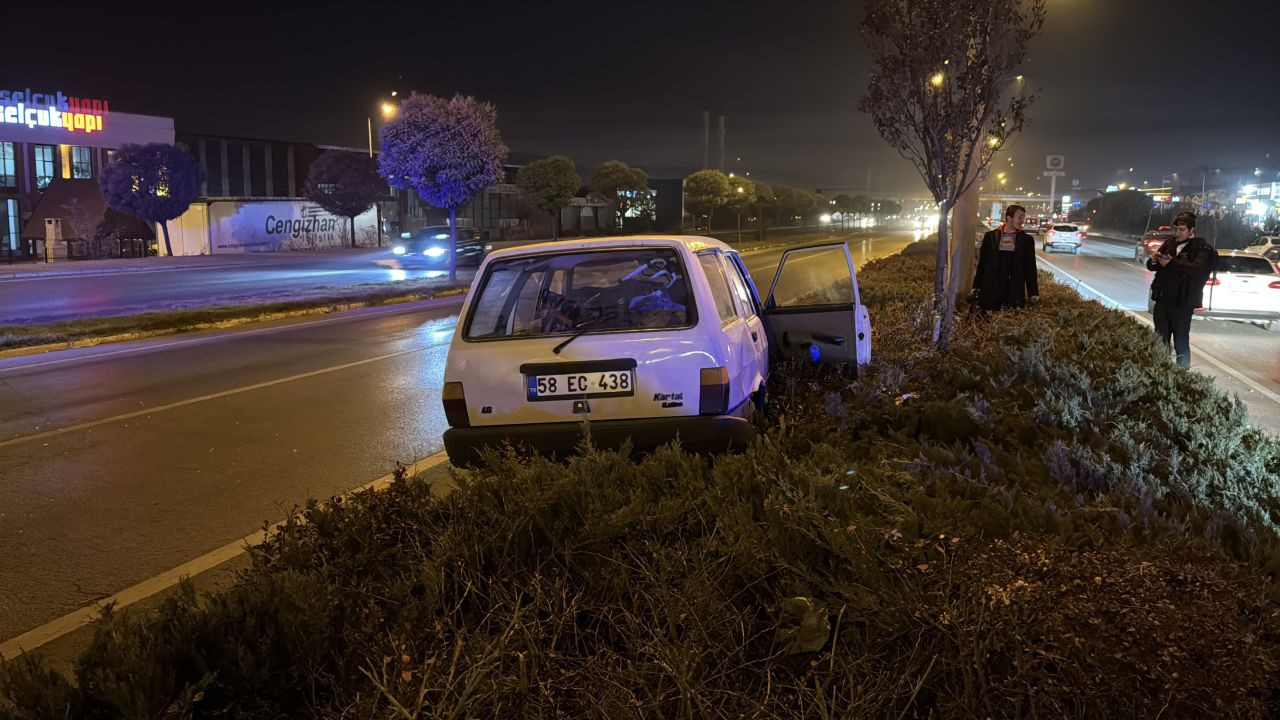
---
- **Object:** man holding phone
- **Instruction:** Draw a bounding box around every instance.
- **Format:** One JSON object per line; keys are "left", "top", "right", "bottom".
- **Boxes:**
{"left": 1146, "top": 211, "right": 1216, "bottom": 367}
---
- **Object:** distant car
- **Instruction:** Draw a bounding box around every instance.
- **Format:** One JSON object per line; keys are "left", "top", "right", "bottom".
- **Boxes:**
{"left": 1196, "top": 251, "right": 1280, "bottom": 329}
{"left": 439, "top": 235, "right": 871, "bottom": 466}
{"left": 1135, "top": 229, "right": 1176, "bottom": 263}
{"left": 1244, "top": 235, "right": 1280, "bottom": 255}
{"left": 1042, "top": 223, "right": 1085, "bottom": 254}
{"left": 1264, "top": 246, "right": 1280, "bottom": 269}
{"left": 391, "top": 226, "right": 486, "bottom": 268}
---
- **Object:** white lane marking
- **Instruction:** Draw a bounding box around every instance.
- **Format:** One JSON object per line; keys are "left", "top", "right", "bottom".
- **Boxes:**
{"left": 0, "top": 342, "right": 444, "bottom": 449}
{"left": 1037, "top": 254, "right": 1280, "bottom": 408}
{"left": 0, "top": 451, "right": 452, "bottom": 660}
{"left": 0, "top": 295, "right": 464, "bottom": 374}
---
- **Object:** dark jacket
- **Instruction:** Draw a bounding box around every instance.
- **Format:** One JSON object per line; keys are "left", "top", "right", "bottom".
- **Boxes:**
{"left": 1146, "top": 236, "right": 1216, "bottom": 308}
{"left": 974, "top": 227, "right": 1039, "bottom": 309}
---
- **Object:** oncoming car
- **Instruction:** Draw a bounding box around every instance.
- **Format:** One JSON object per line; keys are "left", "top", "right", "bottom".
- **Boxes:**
{"left": 441, "top": 236, "right": 871, "bottom": 466}
{"left": 391, "top": 226, "right": 485, "bottom": 268}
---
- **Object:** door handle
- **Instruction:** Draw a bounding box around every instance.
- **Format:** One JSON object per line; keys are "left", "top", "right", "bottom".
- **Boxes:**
{"left": 813, "top": 332, "right": 845, "bottom": 346}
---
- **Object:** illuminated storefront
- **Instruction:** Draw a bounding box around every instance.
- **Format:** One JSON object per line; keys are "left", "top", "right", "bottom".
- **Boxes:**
{"left": 0, "top": 84, "right": 173, "bottom": 259}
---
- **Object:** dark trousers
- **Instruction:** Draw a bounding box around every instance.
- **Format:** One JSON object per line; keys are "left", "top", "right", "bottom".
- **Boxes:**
{"left": 1152, "top": 302, "right": 1194, "bottom": 367}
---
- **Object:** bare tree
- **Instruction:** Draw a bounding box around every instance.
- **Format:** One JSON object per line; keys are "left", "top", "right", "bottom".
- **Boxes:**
{"left": 860, "top": 0, "right": 1044, "bottom": 345}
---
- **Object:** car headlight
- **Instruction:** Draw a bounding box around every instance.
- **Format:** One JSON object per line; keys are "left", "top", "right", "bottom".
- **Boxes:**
{"left": 393, "top": 246, "right": 406, "bottom": 255}
{"left": 432, "top": 233, "right": 449, "bottom": 240}
{"left": 424, "top": 246, "right": 447, "bottom": 258}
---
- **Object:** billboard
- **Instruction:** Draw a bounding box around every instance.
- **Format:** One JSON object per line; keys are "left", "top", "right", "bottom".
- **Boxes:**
{"left": 208, "top": 200, "right": 378, "bottom": 253}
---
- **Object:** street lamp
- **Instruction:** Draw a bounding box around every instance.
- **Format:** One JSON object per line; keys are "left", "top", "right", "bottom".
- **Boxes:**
{"left": 368, "top": 97, "right": 398, "bottom": 157}
{"left": 736, "top": 185, "right": 745, "bottom": 243}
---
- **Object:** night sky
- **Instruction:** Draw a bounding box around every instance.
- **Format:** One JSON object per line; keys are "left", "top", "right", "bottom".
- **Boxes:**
{"left": 6, "top": 0, "right": 1279, "bottom": 195}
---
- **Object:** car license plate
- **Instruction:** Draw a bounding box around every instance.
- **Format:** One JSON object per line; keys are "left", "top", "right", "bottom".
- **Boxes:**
{"left": 527, "top": 370, "right": 635, "bottom": 400}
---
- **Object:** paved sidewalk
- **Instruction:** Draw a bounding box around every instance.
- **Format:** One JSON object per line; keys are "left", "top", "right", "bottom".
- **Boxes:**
{"left": 0, "top": 248, "right": 392, "bottom": 280}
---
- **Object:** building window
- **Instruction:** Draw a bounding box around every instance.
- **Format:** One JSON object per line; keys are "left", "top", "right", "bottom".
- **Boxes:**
{"left": 72, "top": 146, "right": 92, "bottom": 179}
{"left": 2, "top": 199, "right": 18, "bottom": 251}
{"left": 0, "top": 142, "right": 14, "bottom": 188}
{"left": 34, "top": 145, "right": 56, "bottom": 190}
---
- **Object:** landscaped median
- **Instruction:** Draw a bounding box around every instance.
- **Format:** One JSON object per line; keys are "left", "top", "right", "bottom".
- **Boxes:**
{"left": 0, "top": 280, "right": 468, "bottom": 356}
{"left": 5, "top": 241, "right": 1280, "bottom": 718}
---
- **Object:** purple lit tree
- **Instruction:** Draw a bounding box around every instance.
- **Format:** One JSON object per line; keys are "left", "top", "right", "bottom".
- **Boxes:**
{"left": 100, "top": 143, "right": 202, "bottom": 257}
{"left": 304, "top": 151, "right": 385, "bottom": 248}
{"left": 379, "top": 93, "right": 508, "bottom": 280}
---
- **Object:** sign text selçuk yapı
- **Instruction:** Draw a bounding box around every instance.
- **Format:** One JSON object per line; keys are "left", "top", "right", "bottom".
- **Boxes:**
{"left": 0, "top": 88, "right": 108, "bottom": 134}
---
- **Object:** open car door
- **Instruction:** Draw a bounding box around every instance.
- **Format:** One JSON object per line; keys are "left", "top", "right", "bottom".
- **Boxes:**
{"left": 762, "top": 243, "right": 871, "bottom": 368}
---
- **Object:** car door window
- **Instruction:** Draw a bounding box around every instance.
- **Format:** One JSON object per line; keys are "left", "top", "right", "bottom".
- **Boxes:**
{"left": 768, "top": 246, "right": 857, "bottom": 308}
{"left": 720, "top": 254, "right": 756, "bottom": 319}
{"left": 698, "top": 252, "right": 739, "bottom": 325}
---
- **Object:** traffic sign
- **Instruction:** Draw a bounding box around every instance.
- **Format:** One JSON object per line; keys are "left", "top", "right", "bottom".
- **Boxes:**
{"left": 1043, "top": 170, "right": 1065, "bottom": 177}
{"left": 1046, "top": 155, "right": 1066, "bottom": 170}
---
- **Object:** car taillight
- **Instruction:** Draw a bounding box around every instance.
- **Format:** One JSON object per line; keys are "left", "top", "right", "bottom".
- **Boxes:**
{"left": 442, "top": 382, "right": 470, "bottom": 427}
{"left": 699, "top": 367, "right": 729, "bottom": 415}
{"left": 1077, "top": 232, "right": 1086, "bottom": 239}
{"left": 1047, "top": 230, "right": 1055, "bottom": 238}
{"left": 1269, "top": 281, "right": 1280, "bottom": 289}
{"left": 1205, "top": 278, "right": 1220, "bottom": 286}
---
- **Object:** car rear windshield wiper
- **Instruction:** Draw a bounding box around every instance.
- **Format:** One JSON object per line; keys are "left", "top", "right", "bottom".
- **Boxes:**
{"left": 552, "top": 310, "right": 621, "bottom": 354}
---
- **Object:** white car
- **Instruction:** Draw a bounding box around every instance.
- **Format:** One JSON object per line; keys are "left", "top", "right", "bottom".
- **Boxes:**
{"left": 1042, "top": 223, "right": 1085, "bottom": 254}
{"left": 441, "top": 235, "right": 871, "bottom": 466}
{"left": 1198, "top": 251, "right": 1280, "bottom": 328}
{"left": 1244, "top": 236, "right": 1280, "bottom": 255}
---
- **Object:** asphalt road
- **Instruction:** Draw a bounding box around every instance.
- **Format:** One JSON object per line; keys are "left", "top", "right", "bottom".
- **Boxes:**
{"left": 1033, "top": 232, "right": 1280, "bottom": 431}
{"left": 0, "top": 249, "right": 471, "bottom": 325}
{"left": 0, "top": 230, "right": 918, "bottom": 646}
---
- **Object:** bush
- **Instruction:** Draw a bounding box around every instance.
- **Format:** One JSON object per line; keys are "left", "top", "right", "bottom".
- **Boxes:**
{"left": 5, "top": 239, "right": 1279, "bottom": 719}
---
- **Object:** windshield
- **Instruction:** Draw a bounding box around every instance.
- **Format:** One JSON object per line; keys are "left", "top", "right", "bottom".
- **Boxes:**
{"left": 1053, "top": 225, "right": 1077, "bottom": 232}
{"left": 464, "top": 248, "right": 694, "bottom": 340}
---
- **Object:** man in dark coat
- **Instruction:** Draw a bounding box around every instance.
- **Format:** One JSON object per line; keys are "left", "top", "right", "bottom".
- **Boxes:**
{"left": 1146, "top": 211, "right": 1216, "bottom": 367}
{"left": 973, "top": 204, "right": 1039, "bottom": 310}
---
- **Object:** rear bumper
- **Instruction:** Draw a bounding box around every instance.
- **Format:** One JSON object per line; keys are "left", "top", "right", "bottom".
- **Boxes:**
{"left": 443, "top": 399, "right": 755, "bottom": 467}
{"left": 1194, "top": 308, "right": 1280, "bottom": 321}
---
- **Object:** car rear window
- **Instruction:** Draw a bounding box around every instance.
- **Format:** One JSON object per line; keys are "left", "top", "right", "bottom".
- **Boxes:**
{"left": 1218, "top": 256, "right": 1277, "bottom": 275}
{"left": 464, "top": 248, "right": 694, "bottom": 340}
{"left": 1052, "top": 225, "right": 1077, "bottom": 232}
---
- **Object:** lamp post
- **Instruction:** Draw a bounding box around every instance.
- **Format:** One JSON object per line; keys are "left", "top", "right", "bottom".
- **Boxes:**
{"left": 736, "top": 185, "right": 744, "bottom": 243}
{"left": 366, "top": 95, "right": 397, "bottom": 246}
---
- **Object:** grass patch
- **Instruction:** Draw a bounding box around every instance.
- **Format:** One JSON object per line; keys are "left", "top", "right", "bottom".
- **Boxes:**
{"left": 0, "top": 282, "right": 467, "bottom": 352}
{"left": 4, "top": 240, "right": 1279, "bottom": 718}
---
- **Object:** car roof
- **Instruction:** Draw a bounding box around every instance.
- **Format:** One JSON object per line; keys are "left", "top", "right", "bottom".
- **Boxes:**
{"left": 483, "top": 235, "right": 734, "bottom": 261}
{"left": 1220, "top": 250, "right": 1273, "bottom": 260}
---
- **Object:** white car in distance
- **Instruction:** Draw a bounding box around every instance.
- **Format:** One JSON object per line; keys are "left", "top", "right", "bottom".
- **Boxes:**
{"left": 1198, "top": 251, "right": 1280, "bottom": 329}
{"left": 440, "top": 236, "right": 871, "bottom": 466}
{"left": 1043, "top": 223, "right": 1086, "bottom": 254}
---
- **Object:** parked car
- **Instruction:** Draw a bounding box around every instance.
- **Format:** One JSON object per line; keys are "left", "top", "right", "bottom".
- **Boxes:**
{"left": 390, "top": 226, "right": 486, "bottom": 268}
{"left": 1263, "top": 246, "right": 1280, "bottom": 270}
{"left": 1135, "top": 228, "right": 1176, "bottom": 263}
{"left": 1042, "top": 223, "right": 1086, "bottom": 254}
{"left": 440, "top": 235, "right": 871, "bottom": 466}
{"left": 1195, "top": 251, "right": 1280, "bottom": 329}
{"left": 1244, "top": 235, "right": 1280, "bottom": 255}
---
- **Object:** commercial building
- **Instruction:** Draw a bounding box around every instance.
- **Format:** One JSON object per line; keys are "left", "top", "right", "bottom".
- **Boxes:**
{"left": 0, "top": 85, "right": 174, "bottom": 260}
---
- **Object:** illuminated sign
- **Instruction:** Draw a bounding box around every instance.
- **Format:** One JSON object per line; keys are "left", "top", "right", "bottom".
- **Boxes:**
{"left": 0, "top": 87, "right": 109, "bottom": 134}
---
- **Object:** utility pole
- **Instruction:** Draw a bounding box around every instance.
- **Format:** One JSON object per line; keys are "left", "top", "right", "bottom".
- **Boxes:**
{"left": 718, "top": 114, "right": 725, "bottom": 172}
{"left": 702, "top": 111, "right": 709, "bottom": 170}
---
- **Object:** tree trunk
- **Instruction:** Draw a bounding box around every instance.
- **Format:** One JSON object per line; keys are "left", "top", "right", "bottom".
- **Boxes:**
{"left": 448, "top": 206, "right": 457, "bottom": 282}
{"left": 592, "top": 205, "right": 600, "bottom": 235}
{"left": 933, "top": 202, "right": 949, "bottom": 344}
{"left": 551, "top": 208, "right": 559, "bottom": 241}
{"left": 350, "top": 216, "right": 357, "bottom": 248}
{"left": 160, "top": 220, "right": 174, "bottom": 257}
